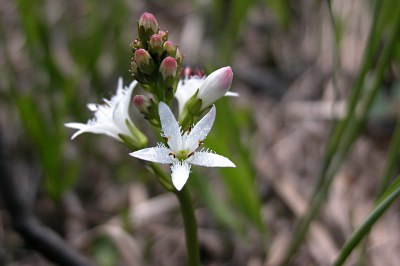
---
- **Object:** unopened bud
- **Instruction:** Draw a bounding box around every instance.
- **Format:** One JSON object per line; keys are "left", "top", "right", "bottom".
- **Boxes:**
{"left": 175, "top": 48, "right": 183, "bottom": 65}
{"left": 162, "top": 41, "right": 176, "bottom": 57}
{"left": 159, "top": 56, "right": 177, "bottom": 80}
{"left": 158, "top": 30, "right": 168, "bottom": 42}
{"left": 138, "top": 12, "right": 159, "bottom": 37}
{"left": 133, "top": 95, "right": 159, "bottom": 126}
{"left": 149, "top": 34, "right": 164, "bottom": 55}
{"left": 134, "top": 48, "right": 155, "bottom": 75}
{"left": 130, "top": 60, "right": 139, "bottom": 76}
{"left": 131, "top": 39, "right": 142, "bottom": 51}
{"left": 197, "top": 66, "right": 233, "bottom": 109}
{"left": 133, "top": 95, "right": 151, "bottom": 112}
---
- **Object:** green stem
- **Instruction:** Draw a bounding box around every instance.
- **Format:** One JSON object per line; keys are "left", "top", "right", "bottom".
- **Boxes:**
{"left": 175, "top": 187, "right": 200, "bottom": 266}
{"left": 149, "top": 163, "right": 174, "bottom": 191}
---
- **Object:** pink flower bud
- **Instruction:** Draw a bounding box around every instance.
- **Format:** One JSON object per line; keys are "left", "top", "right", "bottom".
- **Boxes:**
{"left": 134, "top": 48, "right": 155, "bottom": 74}
{"left": 130, "top": 60, "right": 139, "bottom": 76}
{"left": 198, "top": 66, "right": 233, "bottom": 109}
{"left": 133, "top": 95, "right": 151, "bottom": 112}
{"left": 175, "top": 47, "right": 183, "bottom": 65}
{"left": 158, "top": 30, "right": 168, "bottom": 42}
{"left": 159, "top": 56, "right": 177, "bottom": 80}
{"left": 131, "top": 39, "right": 142, "bottom": 50}
{"left": 149, "top": 34, "right": 163, "bottom": 54}
{"left": 138, "top": 12, "right": 159, "bottom": 35}
{"left": 162, "top": 41, "right": 176, "bottom": 56}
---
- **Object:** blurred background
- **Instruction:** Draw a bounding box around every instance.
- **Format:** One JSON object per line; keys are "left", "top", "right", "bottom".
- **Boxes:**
{"left": 0, "top": 0, "right": 399, "bottom": 265}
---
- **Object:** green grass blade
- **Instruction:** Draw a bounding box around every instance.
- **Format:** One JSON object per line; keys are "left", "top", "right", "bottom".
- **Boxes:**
{"left": 333, "top": 178, "right": 400, "bottom": 266}
{"left": 283, "top": 1, "right": 400, "bottom": 262}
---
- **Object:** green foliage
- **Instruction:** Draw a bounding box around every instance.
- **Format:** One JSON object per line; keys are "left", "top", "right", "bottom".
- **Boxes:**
{"left": 333, "top": 177, "right": 400, "bottom": 266}
{"left": 283, "top": 0, "right": 400, "bottom": 263}
{"left": 92, "top": 236, "right": 120, "bottom": 266}
{"left": 2, "top": 0, "right": 134, "bottom": 199}
{"left": 204, "top": 99, "right": 264, "bottom": 232}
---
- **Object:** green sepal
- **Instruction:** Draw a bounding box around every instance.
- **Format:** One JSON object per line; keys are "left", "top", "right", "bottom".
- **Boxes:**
{"left": 124, "top": 119, "right": 148, "bottom": 149}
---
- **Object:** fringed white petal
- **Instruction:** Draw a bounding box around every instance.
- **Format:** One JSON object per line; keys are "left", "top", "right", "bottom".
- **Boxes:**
{"left": 225, "top": 91, "right": 239, "bottom": 97}
{"left": 186, "top": 151, "right": 236, "bottom": 167}
{"left": 129, "top": 146, "right": 174, "bottom": 164}
{"left": 87, "top": 103, "right": 98, "bottom": 112}
{"left": 65, "top": 78, "right": 137, "bottom": 142}
{"left": 185, "top": 105, "right": 216, "bottom": 152}
{"left": 65, "top": 122, "right": 87, "bottom": 130}
{"left": 158, "top": 102, "right": 182, "bottom": 151}
{"left": 171, "top": 161, "right": 191, "bottom": 191}
{"left": 65, "top": 123, "right": 117, "bottom": 140}
{"left": 112, "top": 80, "right": 137, "bottom": 137}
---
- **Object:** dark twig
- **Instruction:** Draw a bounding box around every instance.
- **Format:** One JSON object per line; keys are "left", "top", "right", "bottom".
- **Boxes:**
{"left": 0, "top": 131, "right": 94, "bottom": 266}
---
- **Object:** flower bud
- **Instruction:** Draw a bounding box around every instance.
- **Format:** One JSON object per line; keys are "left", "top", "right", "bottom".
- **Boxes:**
{"left": 197, "top": 66, "right": 233, "bottom": 109}
{"left": 159, "top": 56, "right": 177, "bottom": 80}
{"left": 133, "top": 95, "right": 159, "bottom": 126}
{"left": 175, "top": 47, "right": 183, "bottom": 65}
{"left": 149, "top": 33, "right": 164, "bottom": 55}
{"left": 138, "top": 12, "right": 159, "bottom": 39}
{"left": 130, "top": 60, "right": 139, "bottom": 76}
{"left": 158, "top": 30, "right": 168, "bottom": 42}
{"left": 133, "top": 95, "right": 151, "bottom": 113}
{"left": 130, "top": 39, "right": 143, "bottom": 51}
{"left": 134, "top": 48, "right": 155, "bottom": 75}
{"left": 162, "top": 41, "right": 176, "bottom": 57}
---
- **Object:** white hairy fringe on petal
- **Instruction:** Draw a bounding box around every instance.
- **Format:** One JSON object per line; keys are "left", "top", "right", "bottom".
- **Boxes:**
{"left": 65, "top": 78, "right": 137, "bottom": 141}
{"left": 171, "top": 161, "right": 191, "bottom": 191}
{"left": 129, "top": 146, "right": 174, "bottom": 164}
{"left": 158, "top": 102, "right": 182, "bottom": 151}
{"left": 186, "top": 150, "right": 236, "bottom": 167}
{"left": 185, "top": 105, "right": 216, "bottom": 152}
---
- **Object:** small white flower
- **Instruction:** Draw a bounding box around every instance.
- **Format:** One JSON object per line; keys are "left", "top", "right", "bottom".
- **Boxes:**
{"left": 174, "top": 66, "right": 238, "bottom": 116}
{"left": 65, "top": 78, "right": 139, "bottom": 142}
{"left": 130, "top": 102, "right": 235, "bottom": 191}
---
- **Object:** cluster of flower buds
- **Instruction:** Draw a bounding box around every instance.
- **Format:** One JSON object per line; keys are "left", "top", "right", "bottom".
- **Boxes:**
{"left": 130, "top": 12, "right": 183, "bottom": 107}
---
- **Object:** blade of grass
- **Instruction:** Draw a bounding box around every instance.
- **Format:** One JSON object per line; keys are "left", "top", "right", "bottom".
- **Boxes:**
{"left": 313, "top": 0, "right": 382, "bottom": 198}
{"left": 333, "top": 177, "right": 400, "bottom": 266}
{"left": 283, "top": 1, "right": 400, "bottom": 262}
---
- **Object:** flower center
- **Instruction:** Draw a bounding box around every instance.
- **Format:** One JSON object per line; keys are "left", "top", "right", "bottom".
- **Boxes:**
{"left": 175, "top": 149, "right": 190, "bottom": 161}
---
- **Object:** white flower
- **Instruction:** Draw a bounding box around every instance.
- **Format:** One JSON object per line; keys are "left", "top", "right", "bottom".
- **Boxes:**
{"left": 174, "top": 66, "right": 238, "bottom": 116}
{"left": 65, "top": 78, "right": 143, "bottom": 144}
{"left": 130, "top": 102, "right": 235, "bottom": 191}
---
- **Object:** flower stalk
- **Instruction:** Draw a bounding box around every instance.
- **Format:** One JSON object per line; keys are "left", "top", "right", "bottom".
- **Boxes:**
{"left": 175, "top": 186, "right": 200, "bottom": 266}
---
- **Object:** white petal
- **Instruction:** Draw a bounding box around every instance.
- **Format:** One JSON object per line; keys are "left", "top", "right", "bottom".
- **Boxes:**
{"left": 65, "top": 79, "right": 138, "bottom": 142}
{"left": 66, "top": 123, "right": 119, "bottom": 140}
{"left": 65, "top": 122, "right": 87, "bottom": 130}
{"left": 129, "top": 146, "right": 174, "bottom": 164}
{"left": 65, "top": 123, "right": 110, "bottom": 140}
{"left": 87, "top": 103, "right": 98, "bottom": 111}
{"left": 175, "top": 77, "right": 204, "bottom": 116}
{"left": 112, "top": 81, "right": 136, "bottom": 136}
{"left": 158, "top": 102, "right": 182, "bottom": 151}
{"left": 198, "top": 66, "right": 233, "bottom": 109}
{"left": 171, "top": 161, "right": 191, "bottom": 191}
{"left": 186, "top": 151, "right": 236, "bottom": 167}
{"left": 185, "top": 105, "right": 216, "bottom": 152}
{"left": 225, "top": 91, "right": 239, "bottom": 97}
